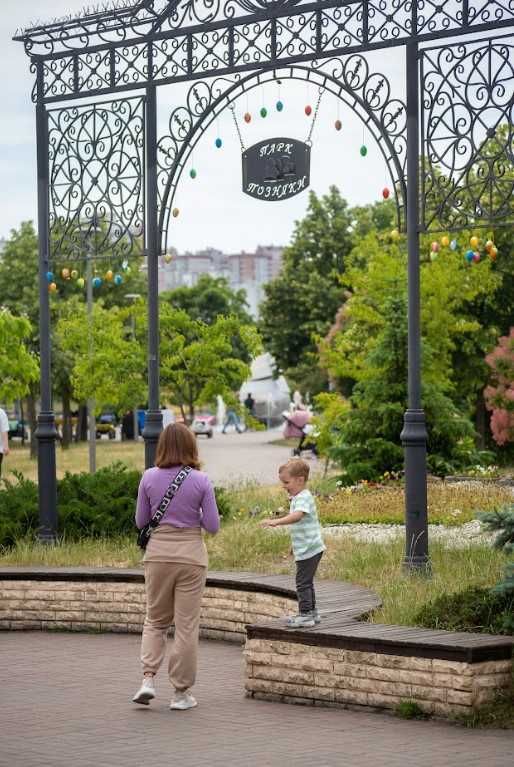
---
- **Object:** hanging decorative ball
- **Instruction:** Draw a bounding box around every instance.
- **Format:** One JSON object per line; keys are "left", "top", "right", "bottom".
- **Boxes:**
{"left": 244, "top": 112, "right": 251, "bottom": 124}
{"left": 390, "top": 229, "right": 400, "bottom": 241}
{"left": 485, "top": 239, "right": 494, "bottom": 253}
{"left": 114, "top": 274, "right": 123, "bottom": 286}
{"left": 260, "top": 107, "right": 267, "bottom": 118}
{"left": 470, "top": 235, "right": 479, "bottom": 250}
{"left": 431, "top": 241, "right": 440, "bottom": 253}
{"left": 441, "top": 236, "right": 450, "bottom": 248}
{"left": 450, "top": 239, "right": 458, "bottom": 251}
{"left": 382, "top": 187, "right": 390, "bottom": 200}
{"left": 71, "top": 269, "right": 78, "bottom": 280}
{"left": 92, "top": 276, "right": 102, "bottom": 288}
{"left": 172, "top": 208, "right": 180, "bottom": 218}
{"left": 77, "top": 277, "right": 85, "bottom": 289}
{"left": 276, "top": 100, "right": 284, "bottom": 112}
{"left": 472, "top": 252, "right": 481, "bottom": 263}
{"left": 48, "top": 282, "right": 57, "bottom": 293}
{"left": 105, "top": 270, "right": 113, "bottom": 281}
{"left": 334, "top": 119, "right": 342, "bottom": 131}
{"left": 215, "top": 137, "right": 222, "bottom": 149}
{"left": 305, "top": 105, "right": 312, "bottom": 116}
{"left": 190, "top": 168, "right": 197, "bottom": 179}
{"left": 163, "top": 253, "right": 173, "bottom": 264}
{"left": 46, "top": 271, "right": 54, "bottom": 283}
{"left": 360, "top": 145, "right": 368, "bottom": 157}
{"left": 465, "top": 250, "right": 474, "bottom": 263}
{"left": 61, "top": 267, "right": 70, "bottom": 280}
{"left": 430, "top": 252, "right": 438, "bottom": 262}
{"left": 489, "top": 246, "right": 498, "bottom": 261}
{"left": 125, "top": 267, "right": 131, "bottom": 275}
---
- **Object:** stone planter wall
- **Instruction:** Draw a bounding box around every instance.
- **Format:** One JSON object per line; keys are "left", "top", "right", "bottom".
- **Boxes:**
{"left": 244, "top": 638, "right": 513, "bottom": 717}
{"left": 0, "top": 579, "right": 295, "bottom": 644}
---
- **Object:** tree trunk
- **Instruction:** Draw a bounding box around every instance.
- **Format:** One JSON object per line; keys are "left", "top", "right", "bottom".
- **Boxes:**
{"left": 61, "top": 386, "right": 73, "bottom": 449}
{"left": 26, "top": 386, "right": 38, "bottom": 459}
{"left": 475, "top": 394, "right": 487, "bottom": 450}
{"left": 75, "top": 404, "right": 88, "bottom": 442}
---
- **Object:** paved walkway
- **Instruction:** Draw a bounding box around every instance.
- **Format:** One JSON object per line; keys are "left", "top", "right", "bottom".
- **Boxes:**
{"left": 197, "top": 428, "right": 321, "bottom": 486}
{"left": 1, "top": 633, "right": 512, "bottom": 767}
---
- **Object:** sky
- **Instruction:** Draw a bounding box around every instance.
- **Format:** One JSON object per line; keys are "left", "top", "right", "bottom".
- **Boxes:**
{"left": 0, "top": 1, "right": 406, "bottom": 253}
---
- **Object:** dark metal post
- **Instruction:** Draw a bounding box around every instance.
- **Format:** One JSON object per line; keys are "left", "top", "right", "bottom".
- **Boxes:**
{"left": 143, "top": 85, "right": 162, "bottom": 467}
{"left": 401, "top": 42, "right": 430, "bottom": 572}
{"left": 35, "top": 92, "right": 58, "bottom": 542}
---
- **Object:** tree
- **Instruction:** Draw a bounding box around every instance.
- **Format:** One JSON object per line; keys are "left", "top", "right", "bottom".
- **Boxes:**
{"left": 159, "top": 305, "right": 262, "bottom": 422}
{"left": 161, "top": 275, "right": 252, "bottom": 325}
{"left": 259, "top": 187, "right": 354, "bottom": 394}
{"left": 0, "top": 309, "right": 39, "bottom": 401}
{"left": 484, "top": 328, "right": 514, "bottom": 446}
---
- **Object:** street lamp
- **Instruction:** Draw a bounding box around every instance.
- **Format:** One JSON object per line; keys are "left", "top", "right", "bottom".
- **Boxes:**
{"left": 125, "top": 293, "right": 141, "bottom": 442}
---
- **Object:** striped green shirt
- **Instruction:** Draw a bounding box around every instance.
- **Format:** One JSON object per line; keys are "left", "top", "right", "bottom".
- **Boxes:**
{"left": 289, "top": 489, "right": 325, "bottom": 561}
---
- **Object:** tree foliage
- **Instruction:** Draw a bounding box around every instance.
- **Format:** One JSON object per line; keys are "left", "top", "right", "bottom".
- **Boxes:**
{"left": 0, "top": 309, "right": 39, "bottom": 402}
{"left": 484, "top": 328, "right": 514, "bottom": 446}
{"left": 161, "top": 274, "right": 252, "bottom": 325}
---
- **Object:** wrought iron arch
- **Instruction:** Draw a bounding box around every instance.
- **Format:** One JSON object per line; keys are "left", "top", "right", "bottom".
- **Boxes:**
{"left": 157, "top": 56, "right": 407, "bottom": 253}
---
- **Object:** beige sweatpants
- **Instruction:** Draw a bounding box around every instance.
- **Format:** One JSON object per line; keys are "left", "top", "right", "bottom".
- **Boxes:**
{"left": 141, "top": 561, "right": 206, "bottom": 691}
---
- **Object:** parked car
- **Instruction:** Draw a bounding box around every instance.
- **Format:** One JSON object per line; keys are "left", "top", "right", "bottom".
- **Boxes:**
{"left": 191, "top": 414, "right": 215, "bottom": 438}
{"left": 96, "top": 413, "right": 117, "bottom": 439}
{"left": 7, "top": 416, "right": 28, "bottom": 441}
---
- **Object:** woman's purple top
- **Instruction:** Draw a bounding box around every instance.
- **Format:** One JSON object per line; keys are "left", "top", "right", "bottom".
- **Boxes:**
{"left": 135, "top": 465, "right": 220, "bottom": 534}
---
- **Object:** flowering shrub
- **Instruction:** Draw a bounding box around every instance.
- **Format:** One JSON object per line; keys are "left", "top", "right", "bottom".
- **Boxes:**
{"left": 484, "top": 328, "right": 514, "bottom": 446}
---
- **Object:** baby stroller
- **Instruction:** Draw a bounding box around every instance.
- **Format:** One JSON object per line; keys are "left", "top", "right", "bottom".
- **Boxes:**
{"left": 282, "top": 410, "right": 318, "bottom": 457}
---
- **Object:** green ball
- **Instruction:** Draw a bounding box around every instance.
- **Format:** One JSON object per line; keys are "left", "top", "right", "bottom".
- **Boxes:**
{"left": 190, "top": 168, "right": 197, "bottom": 179}
{"left": 260, "top": 107, "right": 267, "bottom": 118}
{"left": 360, "top": 145, "right": 368, "bottom": 157}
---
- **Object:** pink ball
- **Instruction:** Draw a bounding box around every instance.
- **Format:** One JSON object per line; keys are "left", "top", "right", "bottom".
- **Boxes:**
{"left": 431, "top": 241, "right": 440, "bottom": 253}
{"left": 472, "top": 252, "right": 481, "bottom": 263}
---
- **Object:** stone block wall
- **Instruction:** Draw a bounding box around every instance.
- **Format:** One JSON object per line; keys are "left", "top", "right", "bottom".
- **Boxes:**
{"left": 0, "top": 579, "right": 295, "bottom": 643}
{"left": 244, "top": 638, "right": 514, "bottom": 716}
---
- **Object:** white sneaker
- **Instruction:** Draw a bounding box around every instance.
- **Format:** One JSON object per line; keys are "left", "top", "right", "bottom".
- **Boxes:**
{"left": 170, "top": 690, "right": 198, "bottom": 710}
{"left": 132, "top": 676, "right": 156, "bottom": 705}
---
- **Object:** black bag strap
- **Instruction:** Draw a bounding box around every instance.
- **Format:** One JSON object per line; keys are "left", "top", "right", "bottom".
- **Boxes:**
{"left": 149, "top": 465, "right": 193, "bottom": 531}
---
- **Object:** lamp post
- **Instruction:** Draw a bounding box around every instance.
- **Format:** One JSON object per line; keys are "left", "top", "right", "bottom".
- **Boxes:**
{"left": 125, "top": 293, "right": 141, "bottom": 442}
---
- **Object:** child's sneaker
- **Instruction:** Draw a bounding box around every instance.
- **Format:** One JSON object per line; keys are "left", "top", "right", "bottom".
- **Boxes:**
{"left": 285, "top": 613, "right": 315, "bottom": 628}
{"left": 170, "top": 689, "right": 198, "bottom": 710}
{"left": 132, "top": 676, "right": 155, "bottom": 705}
{"left": 312, "top": 608, "right": 321, "bottom": 624}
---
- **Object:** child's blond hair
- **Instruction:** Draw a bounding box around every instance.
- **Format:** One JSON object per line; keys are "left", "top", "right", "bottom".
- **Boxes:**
{"left": 278, "top": 458, "right": 310, "bottom": 481}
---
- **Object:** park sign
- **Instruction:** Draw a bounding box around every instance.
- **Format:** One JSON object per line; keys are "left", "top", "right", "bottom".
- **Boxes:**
{"left": 242, "top": 138, "right": 310, "bottom": 202}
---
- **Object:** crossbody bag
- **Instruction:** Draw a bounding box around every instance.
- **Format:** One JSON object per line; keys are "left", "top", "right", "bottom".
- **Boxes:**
{"left": 136, "top": 465, "right": 192, "bottom": 550}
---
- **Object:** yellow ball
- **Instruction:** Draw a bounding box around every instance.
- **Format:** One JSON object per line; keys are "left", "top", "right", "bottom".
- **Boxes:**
{"left": 470, "top": 235, "right": 479, "bottom": 249}
{"left": 441, "top": 236, "right": 449, "bottom": 248}
{"left": 163, "top": 253, "right": 173, "bottom": 264}
{"left": 77, "top": 277, "right": 85, "bottom": 288}
{"left": 71, "top": 269, "right": 78, "bottom": 280}
{"left": 105, "top": 270, "right": 113, "bottom": 281}
{"left": 61, "top": 268, "right": 70, "bottom": 279}
{"left": 172, "top": 208, "right": 180, "bottom": 218}
{"left": 49, "top": 282, "right": 57, "bottom": 293}
{"left": 390, "top": 229, "right": 400, "bottom": 241}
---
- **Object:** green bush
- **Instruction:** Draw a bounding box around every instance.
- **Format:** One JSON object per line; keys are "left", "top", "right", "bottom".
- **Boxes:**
{"left": 0, "top": 463, "right": 234, "bottom": 547}
{"left": 414, "top": 585, "right": 514, "bottom": 636}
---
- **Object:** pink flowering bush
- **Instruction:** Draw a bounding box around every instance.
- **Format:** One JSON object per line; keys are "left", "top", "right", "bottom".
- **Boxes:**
{"left": 484, "top": 328, "right": 514, "bottom": 446}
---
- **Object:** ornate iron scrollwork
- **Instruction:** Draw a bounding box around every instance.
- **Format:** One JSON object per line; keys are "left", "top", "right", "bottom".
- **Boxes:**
{"left": 422, "top": 34, "right": 514, "bottom": 231}
{"left": 48, "top": 97, "right": 145, "bottom": 262}
{"left": 157, "top": 56, "right": 407, "bottom": 252}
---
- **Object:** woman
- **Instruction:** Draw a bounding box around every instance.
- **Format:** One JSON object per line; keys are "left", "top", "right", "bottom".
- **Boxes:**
{"left": 132, "top": 423, "right": 220, "bottom": 710}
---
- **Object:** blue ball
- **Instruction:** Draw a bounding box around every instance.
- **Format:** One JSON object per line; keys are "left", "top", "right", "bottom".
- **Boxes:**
{"left": 215, "top": 137, "right": 222, "bottom": 149}
{"left": 465, "top": 250, "right": 474, "bottom": 262}
{"left": 450, "top": 239, "right": 458, "bottom": 251}
{"left": 114, "top": 274, "right": 123, "bottom": 286}
{"left": 276, "top": 100, "right": 284, "bottom": 112}
{"left": 92, "top": 277, "right": 102, "bottom": 288}
{"left": 46, "top": 271, "right": 54, "bottom": 283}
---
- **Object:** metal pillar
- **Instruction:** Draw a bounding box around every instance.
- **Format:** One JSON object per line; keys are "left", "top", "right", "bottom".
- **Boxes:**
{"left": 143, "top": 85, "right": 163, "bottom": 467}
{"left": 86, "top": 254, "right": 96, "bottom": 473}
{"left": 35, "top": 84, "right": 58, "bottom": 543}
{"left": 401, "top": 42, "right": 430, "bottom": 572}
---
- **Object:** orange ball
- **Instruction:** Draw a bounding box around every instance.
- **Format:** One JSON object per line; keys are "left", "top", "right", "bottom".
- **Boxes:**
{"left": 485, "top": 239, "right": 494, "bottom": 252}
{"left": 49, "top": 282, "right": 57, "bottom": 293}
{"left": 244, "top": 112, "right": 251, "bottom": 124}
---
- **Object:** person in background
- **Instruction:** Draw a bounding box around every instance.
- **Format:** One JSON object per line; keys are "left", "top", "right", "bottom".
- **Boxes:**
{"left": 222, "top": 406, "right": 243, "bottom": 434}
{"left": 0, "top": 407, "right": 10, "bottom": 478}
{"left": 133, "top": 423, "right": 220, "bottom": 711}
{"left": 244, "top": 392, "right": 255, "bottom": 417}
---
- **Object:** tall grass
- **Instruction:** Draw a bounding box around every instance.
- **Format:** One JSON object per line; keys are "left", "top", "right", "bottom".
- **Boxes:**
{"left": 1, "top": 520, "right": 508, "bottom": 629}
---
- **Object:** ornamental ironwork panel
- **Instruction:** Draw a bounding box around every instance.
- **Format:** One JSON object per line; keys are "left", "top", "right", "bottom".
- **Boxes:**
{"left": 15, "top": 1, "right": 514, "bottom": 103}
{"left": 421, "top": 34, "right": 514, "bottom": 232}
{"left": 48, "top": 97, "right": 145, "bottom": 262}
{"left": 157, "top": 56, "right": 406, "bottom": 252}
